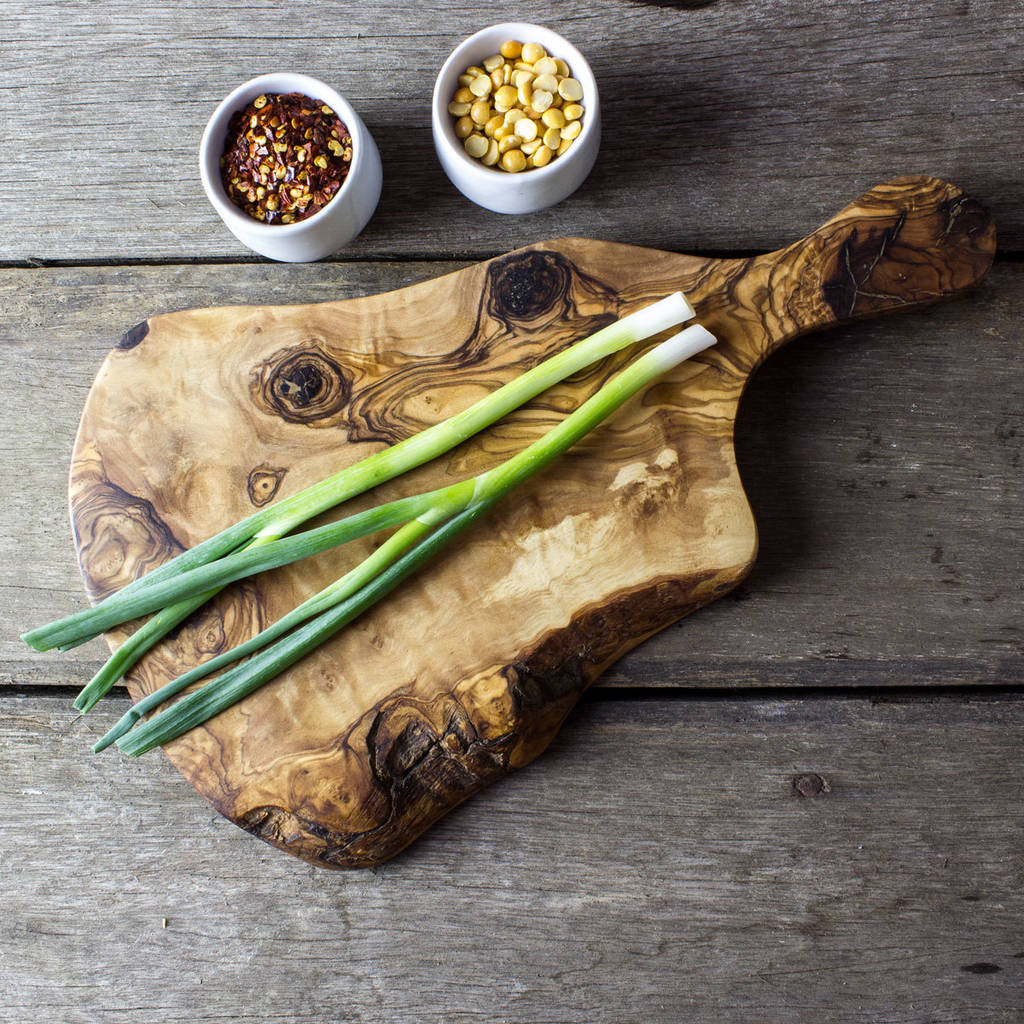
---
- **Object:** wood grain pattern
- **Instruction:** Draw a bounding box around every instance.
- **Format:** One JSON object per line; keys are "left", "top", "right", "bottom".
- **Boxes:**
{"left": 68, "top": 176, "right": 994, "bottom": 867}
{"left": 0, "top": 0, "right": 1021, "bottom": 261}
{"left": 3, "top": 4, "right": 1021, "bottom": 1020}
{"left": 3, "top": 694, "right": 1023, "bottom": 1024}
{"left": 3, "top": 260, "right": 1020, "bottom": 693}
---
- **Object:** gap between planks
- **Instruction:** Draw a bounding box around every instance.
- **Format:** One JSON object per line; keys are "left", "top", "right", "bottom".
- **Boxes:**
{"left": 11, "top": 681, "right": 1024, "bottom": 704}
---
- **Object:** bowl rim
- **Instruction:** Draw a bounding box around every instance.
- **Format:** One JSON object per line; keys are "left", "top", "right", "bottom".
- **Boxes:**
{"left": 431, "top": 22, "right": 600, "bottom": 186}
{"left": 199, "top": 71, "right": 367, "bottom": 237}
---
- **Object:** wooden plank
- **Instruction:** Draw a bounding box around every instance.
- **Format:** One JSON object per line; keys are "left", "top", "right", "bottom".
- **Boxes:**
{"left": 1, "top": 693, "right": 1021, "bottom": 1022}
{"left": 2, "top": 260, "right": 1021, "bottom": 690}
{"left": 0, "top": 0, "right": 1021, "bottom": 260}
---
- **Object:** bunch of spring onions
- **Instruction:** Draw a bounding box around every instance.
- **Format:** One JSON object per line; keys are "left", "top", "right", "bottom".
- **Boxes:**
{"left": 23, "top": 293, "right": 714, "bottom": 756}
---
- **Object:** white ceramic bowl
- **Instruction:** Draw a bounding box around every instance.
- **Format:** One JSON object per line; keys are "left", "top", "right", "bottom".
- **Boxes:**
{"left": 431, "top": 23, "right": 601, "bottom": 215}
{"left": 199, "top": 72, "right": 382, "bottom": 262}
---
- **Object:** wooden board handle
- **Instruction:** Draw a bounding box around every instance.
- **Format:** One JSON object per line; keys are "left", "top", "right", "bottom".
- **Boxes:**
{"left": 740, "top": 175, "right": 995, "bottom": 365}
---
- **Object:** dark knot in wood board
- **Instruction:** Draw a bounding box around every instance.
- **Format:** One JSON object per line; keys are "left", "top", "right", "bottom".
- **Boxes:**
{"left": 822, "top": 213, "right": 908, "bottom": 321}
{"left": 186, "top": 582, "right": 264, "bottom": 658}
{"left": 485, "top": 249, "right": 585, "bottom": 328}
{"left": 246, "top": 464, "right": 288, "bottom": 507}
{"left": 116, "top": 321, "right": 149, "bottom": 350}
{"left": 818, "top": 182, "right": 994, "bottom": 324}
{"left": 369, "top": 695, "right": 513, "bottom": 789}
{"left": 940, "top": 195, "right": 992, "bottom": 242}
{"left": 71, "top": 472, "right": 183, "bottom": 602}
{"left": 249, "top": 343, "right": 352, "bottom": 425}
{"left": 792, "top": 772, "right": 831, "bottom": 797}
{"left": 960, "top": 962, "right": 1002, "bottom": 975}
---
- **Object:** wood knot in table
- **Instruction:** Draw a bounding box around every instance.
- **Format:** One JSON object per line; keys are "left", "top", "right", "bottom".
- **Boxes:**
{"left": 792, "top": 772, "right": 830, "bottom": 797}
{"left": 960, "top": 962, "right": 1002, "bottom": 975}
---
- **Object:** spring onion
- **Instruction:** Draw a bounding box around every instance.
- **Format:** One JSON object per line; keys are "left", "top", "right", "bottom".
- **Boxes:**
{"left": 25, "top": 291, "right": 693, "bottom": 655}
{"left": 115, "top": 500, "right": 500, "bottom": 757}
{"left": 74, "top": 595, "right": 215, "bottom": 714}
{"left": 112, "top": 324, "right": 716, "bottom": 756}
{"left": 24, "top": 293, "right": 695, "bottom": 710}
{"left": 92, "top": 514, "right": 439, "bottom": 752}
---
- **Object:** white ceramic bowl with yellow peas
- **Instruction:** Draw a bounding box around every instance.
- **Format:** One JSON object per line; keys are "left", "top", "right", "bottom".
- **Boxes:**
{"left": 432, "top": 23, "right": 600, "bottom": 214}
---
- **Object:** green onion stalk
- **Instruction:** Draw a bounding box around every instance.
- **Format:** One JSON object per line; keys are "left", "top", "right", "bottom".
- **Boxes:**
{"left": 111, "top": 323, "right": 716, "bottom": 756}
{"left": 24, "top": 293, "right": 695, "bottom": 713}
{"left": 114, "top": 501, "right": 499, "bottom": 757}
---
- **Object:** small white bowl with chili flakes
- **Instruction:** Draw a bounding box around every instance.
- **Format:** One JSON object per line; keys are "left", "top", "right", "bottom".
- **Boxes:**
{"left": 200, "top": 72, "right": 382, "bottom": 262}
{"left": 432, "top": 23, "right": 601, "bottom": 214}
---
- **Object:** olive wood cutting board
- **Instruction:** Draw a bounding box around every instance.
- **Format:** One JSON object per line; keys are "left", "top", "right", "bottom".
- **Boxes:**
{"left": 70, "top": 176, "right": 994, "bottom": 868}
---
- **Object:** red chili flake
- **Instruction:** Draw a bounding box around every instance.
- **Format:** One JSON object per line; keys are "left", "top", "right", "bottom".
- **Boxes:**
{"left": 220, "top": 92, "right": 353, "bottom": 224}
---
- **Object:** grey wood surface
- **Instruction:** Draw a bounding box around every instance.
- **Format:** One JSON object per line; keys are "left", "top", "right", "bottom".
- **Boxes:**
{"left": 1, "top": 0, "right": 1022, "bottom": 261}
{"left": 2, "top": 694, "right": 1022, "bottom": 1023}
{"left": 4, "top": 262, "right": 1021, "bottom": 690}
{"left": 2, "top": 1, "right": 1022, "bottom": 1021}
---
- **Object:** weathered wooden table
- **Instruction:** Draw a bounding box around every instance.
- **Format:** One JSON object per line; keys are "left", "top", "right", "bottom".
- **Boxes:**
{"left": 2, "top": 2, "right": 1021, "bottom": 1021}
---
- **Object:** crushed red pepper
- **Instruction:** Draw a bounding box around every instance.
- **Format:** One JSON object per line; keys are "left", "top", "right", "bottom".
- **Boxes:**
{"left": 220, "top": 92, "right": 353, "bottom": 224}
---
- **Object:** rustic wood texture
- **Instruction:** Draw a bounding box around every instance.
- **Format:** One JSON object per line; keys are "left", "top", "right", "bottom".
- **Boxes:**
{"left": 63, "top": 176, "right": 995, "bottom": 867}
{"left": 2, "top": 0, "right": 1022, "bottom": 1016}
{"left": 4, "top": 260, "right": 1021, "bottom": 693}
{"left": 1, "top": 1, "right": 1022, "bottom": 261}
{"left": 2, "top": 693, "right": 1022, "bottom": 1024}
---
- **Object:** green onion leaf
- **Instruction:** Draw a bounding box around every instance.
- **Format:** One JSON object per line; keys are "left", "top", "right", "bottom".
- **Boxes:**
{"left": 112, "top": 324, "right": 716, "bottom": 755}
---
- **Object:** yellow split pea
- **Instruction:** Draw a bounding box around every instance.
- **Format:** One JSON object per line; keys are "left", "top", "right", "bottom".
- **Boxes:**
{"left": 450, "top": 40, "right": 586, "bottom": 173}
